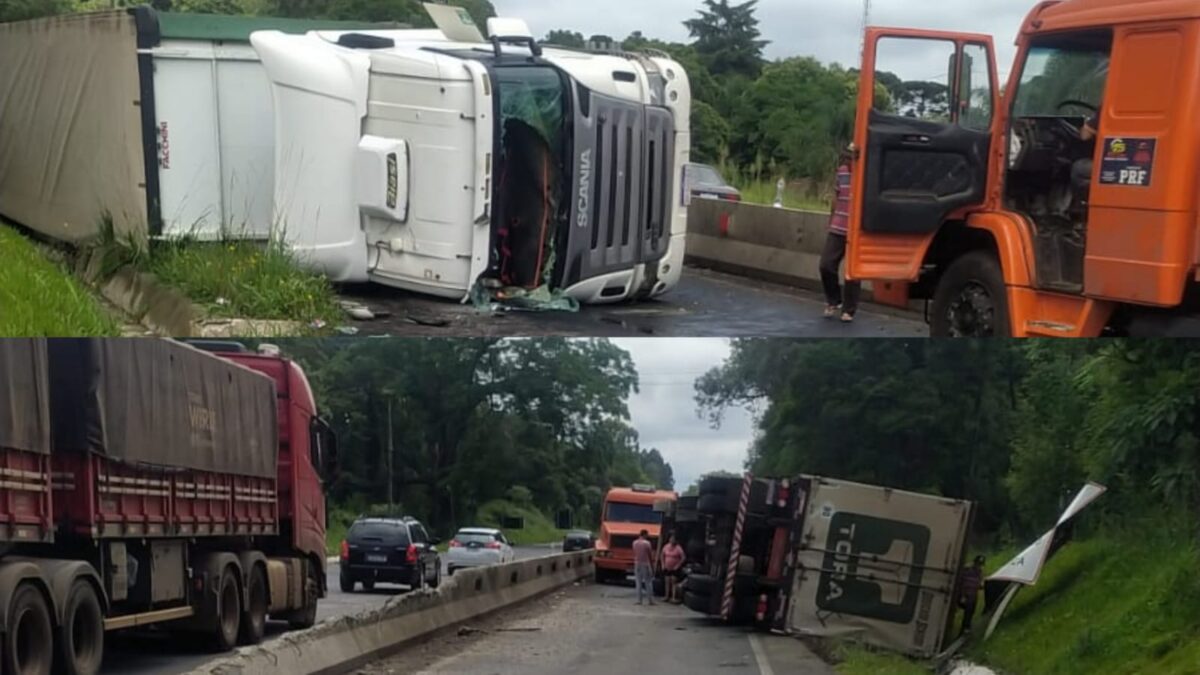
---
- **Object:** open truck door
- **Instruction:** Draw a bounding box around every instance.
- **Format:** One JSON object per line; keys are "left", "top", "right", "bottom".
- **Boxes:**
{"left": 848, "top": 28, "right": 1000, "bottom": 282}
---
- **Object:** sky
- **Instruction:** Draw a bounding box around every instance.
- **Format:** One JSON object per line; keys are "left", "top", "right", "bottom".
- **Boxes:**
{"left": 495, "top": 0, "right": 1033, "bottom": 81}
{"left": 611, "top": 338, "right": 755, "bottom": 492}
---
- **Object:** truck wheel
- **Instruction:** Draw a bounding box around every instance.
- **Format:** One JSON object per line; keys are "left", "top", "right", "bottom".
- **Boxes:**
{"left": 54, "top": 579, "right": 103, "bottom": 675}
{"left": 212, "top": 567, "right": 242, "bottom": 652}
{"left": 684, "top": 573, "right": 717, "bottom": 596}
{"left": 237, "top": 566, "right": 267, "bottom": 646}
{"left": 6, "top": 582, "right": 53, "bottom": 675}
{"left": 697, "top": 493, "right": 737, "bottom": 515}
{"left": 286, "top": 563, "right": 319, "bottom": 630}
{"left": 931, "top": 251, "right": 1011, "bottom": 337}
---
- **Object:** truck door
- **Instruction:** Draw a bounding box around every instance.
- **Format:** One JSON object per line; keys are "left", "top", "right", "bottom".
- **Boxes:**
{"left": 849, "top": 29, "right": 1000, "bottom": 281}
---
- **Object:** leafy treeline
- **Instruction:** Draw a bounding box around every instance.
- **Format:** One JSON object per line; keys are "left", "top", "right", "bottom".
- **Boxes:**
{"left": 0, "top": 0, "right": 495, "bottom": 30}
{"left": 274, "top": 339, "right": 672, "bottom": 536}
{"left": 697, "top": 340, "right": 1200, "bottom": 539}
{"left": 546, "top": 0, "right": 859, "bottom": 186}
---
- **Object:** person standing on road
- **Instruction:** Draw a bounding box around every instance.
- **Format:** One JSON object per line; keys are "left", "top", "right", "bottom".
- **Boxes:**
{"left": 661, "top": 534, "right": 686, "bottom": 604}
{"left": 820, "top": 145, "right": 861, "bottom": 323}
{"left": 632, "top": 530, "right": 656, "bottom": 606}
{"left": 957, "top": 555, "right": 985, "bottom": 635}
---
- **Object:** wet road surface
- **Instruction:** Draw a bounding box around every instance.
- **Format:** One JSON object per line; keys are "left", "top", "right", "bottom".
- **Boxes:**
{"left": 336, "top": 266, "right": 929, "bottom": 338}
{"left": 102, "top": 545, "right": 559, "bottom": 675}
{"left": 358, "top": 577, "right": 834, "bottom": 674}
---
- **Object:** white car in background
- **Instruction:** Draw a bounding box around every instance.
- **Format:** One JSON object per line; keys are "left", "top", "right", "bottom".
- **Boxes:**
{"left": 446, "top": 527, "right": 515, "bottom": 574}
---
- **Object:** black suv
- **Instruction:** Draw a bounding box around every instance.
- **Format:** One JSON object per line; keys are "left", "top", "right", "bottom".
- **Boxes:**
{"left": 339, "top": 517, "right": 442, "bottom": 592}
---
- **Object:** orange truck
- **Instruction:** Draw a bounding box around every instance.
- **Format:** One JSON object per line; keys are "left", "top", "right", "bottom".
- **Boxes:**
{"left": 594, "top": 484, "right": 677, "bottom": 583}
{"left": 848, "top": 0, "right": 1200, "bottom": 337}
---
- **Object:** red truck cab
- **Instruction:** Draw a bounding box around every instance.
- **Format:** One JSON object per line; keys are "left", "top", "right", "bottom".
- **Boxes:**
{"left": 218, "top": 347, "right": 334, "bottom": 588}
{"left": 594, "top": 485, "right": 677, "bottom": 583}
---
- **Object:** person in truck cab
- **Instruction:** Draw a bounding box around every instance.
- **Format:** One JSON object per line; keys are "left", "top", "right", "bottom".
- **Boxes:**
{"left": 633, "top": 530, "right": 656, "bottom": 606}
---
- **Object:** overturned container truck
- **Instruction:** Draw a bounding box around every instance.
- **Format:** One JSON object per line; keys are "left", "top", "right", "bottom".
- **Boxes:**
{"left": 0, "top": 339, "right": 335, "bottom": 675}
{"left": 251, "top": 4, "right": 692, "bottom": 303}
{"left": 677, "top": 474, "right": 972, "bottom": 658}
{"left": 0, "top": 4, "right": 691, "bottom": 304}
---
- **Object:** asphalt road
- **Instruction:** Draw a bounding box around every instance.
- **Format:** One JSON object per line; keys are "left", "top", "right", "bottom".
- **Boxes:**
{"left": 359, "top": 578, "right": 835, "bottom": 674}
{"left": 337, "top": 265, "right": 929, "bottom": 337}
{"left": 101, "top": 545, "right": 558, "bottom": 675}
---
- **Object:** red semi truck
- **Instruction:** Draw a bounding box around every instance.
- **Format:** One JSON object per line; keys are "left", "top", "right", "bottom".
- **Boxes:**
{"left": 0, "top": 338, "right": 335, "bottom": 675}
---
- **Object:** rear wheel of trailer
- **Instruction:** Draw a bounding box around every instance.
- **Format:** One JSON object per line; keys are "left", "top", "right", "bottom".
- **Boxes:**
{"left": 4, "top": 582, "right": 54, "bottom": 675}
{"left": 55, "top": 579, "right": 104, "bottom": 675}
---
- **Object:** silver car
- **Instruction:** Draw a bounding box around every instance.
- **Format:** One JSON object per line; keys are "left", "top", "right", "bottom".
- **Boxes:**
{"left": 446, "top": 527, "right": 515, "bottom": 574}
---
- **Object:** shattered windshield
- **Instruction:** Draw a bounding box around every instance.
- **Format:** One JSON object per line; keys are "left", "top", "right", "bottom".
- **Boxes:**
{"left": 496, "top": 65, "right": 567, "bottom": 153}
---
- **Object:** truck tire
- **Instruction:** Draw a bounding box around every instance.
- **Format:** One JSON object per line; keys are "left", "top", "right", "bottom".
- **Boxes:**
{"left": 697, "top": 493, "right": 737, "bottom": 515}
{"left": 931, "top": 251, "right": 1011, "bottom": 337}
{"left": 237, "top": 566, "right": 267, "bottom": 646}
{"left": 54, "top": 579, "right": 103, "bottom": 675}
{"left": 683, "top": 590, "right": 718, "bottom": 615}
{"left": 684, "top": 573, "right": 718, "bottom": 596}
{"left": 286, "top": 563, "right": 319, "bottom": 630}
{"left": 212, "top": 566, "right": 242, "bottom": 652}
{"left": 6, "top": 582, "right": 53, "bottom": 675}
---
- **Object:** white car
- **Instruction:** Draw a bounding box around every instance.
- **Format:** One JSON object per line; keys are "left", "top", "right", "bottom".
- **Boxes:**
{"left": 446, "top": 528, "right": 515, "bottom": 574}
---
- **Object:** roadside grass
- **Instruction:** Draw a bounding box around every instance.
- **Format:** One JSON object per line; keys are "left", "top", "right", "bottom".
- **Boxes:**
{"left": 325, "top": 499, "right": 566, "bottom": 556}
{"left": 476, "top": 499, "right": 566, "bottom": 546}
{"left": 835, "top": 512, "right": 1200, "bottom": 675}
{"left": 0, "top": 223, "right": 118, "bottom": 336}
{"left": 734, "top": 179, "right": 831, "bottom": 212}
{"left": 141, "top": 237, "right": 342, "bottom": 326}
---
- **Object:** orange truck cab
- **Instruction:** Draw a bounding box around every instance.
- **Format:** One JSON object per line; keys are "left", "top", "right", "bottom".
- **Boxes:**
{"left": 594, "top": 484, "right": 677, "bottom": 583}
{"left": 849, "top": 0, "right": 1200, "bottom": 336}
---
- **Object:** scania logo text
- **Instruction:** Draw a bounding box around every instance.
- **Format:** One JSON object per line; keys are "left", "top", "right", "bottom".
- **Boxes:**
{"left": 577, "top": 149, "right": 592, "bottom": 228}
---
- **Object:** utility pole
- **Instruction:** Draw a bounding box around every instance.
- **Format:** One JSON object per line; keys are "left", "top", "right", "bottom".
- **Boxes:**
{"left": 386, "top": 398, "right": 394, "bottom": 512}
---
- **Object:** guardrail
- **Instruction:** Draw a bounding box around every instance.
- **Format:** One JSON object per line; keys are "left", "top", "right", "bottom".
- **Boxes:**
{"left": 685, "top": 198, "right": 915, "bottom": 309}
{"left": 187, "top": 551, "right": 594, "bottom": 675}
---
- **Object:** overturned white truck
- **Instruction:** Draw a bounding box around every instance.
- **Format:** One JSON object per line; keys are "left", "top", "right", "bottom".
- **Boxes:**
{"left": 252, "top": 8, "right": 692, "bottom": 302}
{"left": 0, "top": 5, "right": 691, "bottom": 304}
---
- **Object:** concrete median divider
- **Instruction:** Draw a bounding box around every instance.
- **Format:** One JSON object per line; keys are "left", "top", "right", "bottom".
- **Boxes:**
{"left": 191, "top": 551, "right": 594, "bottom": 675}
{"left": 685, "top": 198, "right": 917, "bottom": 310}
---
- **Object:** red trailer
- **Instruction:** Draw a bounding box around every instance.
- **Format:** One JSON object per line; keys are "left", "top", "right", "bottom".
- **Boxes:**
{"left": 0, "top": 339, "right": 334, "bottom": 675}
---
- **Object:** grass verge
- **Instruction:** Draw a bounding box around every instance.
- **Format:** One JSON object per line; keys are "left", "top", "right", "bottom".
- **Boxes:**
{"left": 734, "top": 179, "right": 831, "bottom": 211}
{"left": 475, "top": 499, "right": 566, "bottom": 546}
{"left": 140, "top": 238, "right": 342, "bottom": 326}
{"left": 0, "top": 223, "right": 118, "bottom": 336}
{"left": 836, "top": 513, "right": 1200, "bottom": 675}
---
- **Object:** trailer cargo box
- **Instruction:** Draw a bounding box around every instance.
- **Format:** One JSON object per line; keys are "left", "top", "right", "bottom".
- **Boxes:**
{"left": 787, "top": 476, "right": 972, "bottom": 657}
{"left": 0, "top": 8, "right": 400, "bottom": 243}
{"left": 0, "top": 340, "right": 52, "bottom": 543}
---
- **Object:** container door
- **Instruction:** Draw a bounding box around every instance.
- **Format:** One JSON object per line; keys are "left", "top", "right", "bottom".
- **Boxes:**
{"left": 849, "top": 29, "right": 999, "bottom": 281}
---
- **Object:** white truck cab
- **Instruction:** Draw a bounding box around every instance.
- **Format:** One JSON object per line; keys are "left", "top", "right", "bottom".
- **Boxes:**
{"left": 251, "top": 9, "right": 691, "bottom": 304}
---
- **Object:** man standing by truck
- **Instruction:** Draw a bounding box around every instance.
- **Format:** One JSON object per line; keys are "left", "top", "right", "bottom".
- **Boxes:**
{"left": 820, "top": 146, "right": 860, "bottom": 323}
{"left": 633, "top": 530, "right": 656, "bottom": 605}
{"left": 957, "top": 555, "right": 986, "bottom": 634}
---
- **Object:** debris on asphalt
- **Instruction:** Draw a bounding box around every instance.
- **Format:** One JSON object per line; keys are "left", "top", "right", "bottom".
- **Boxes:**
{"left": 495, "top": 626, "right": 542, "bottom": 633}
{"left": 335, "top": 326, "right": 360, "bottom": 336}
{"left": 457, "top": 626, "right": 486, "bottom": 637}
{"left": 339, "top": 300, "right": 377, "bottom": 321}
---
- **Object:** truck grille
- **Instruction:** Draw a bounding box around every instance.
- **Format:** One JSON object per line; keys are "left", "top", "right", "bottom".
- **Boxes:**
{"left": 564, "top": 87, "right": 675, "bottom": 286}
{"left": 610, "top": 535, "right": 658, "bottom": 550}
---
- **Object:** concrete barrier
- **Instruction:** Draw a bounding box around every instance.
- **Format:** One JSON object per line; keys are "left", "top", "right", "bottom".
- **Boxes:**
{"left": 190, "top": 551, "right": 593, "bottom": 675}
{"left": 685, "top": 198, "right": 915, "bottom": 309}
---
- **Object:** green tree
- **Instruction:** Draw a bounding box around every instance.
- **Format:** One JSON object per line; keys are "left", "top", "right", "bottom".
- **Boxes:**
{"left": 683, "top": 0, "right": 768, "bottom": 79}
{"left": 0, "top": 0, "right": 71, "bottom": 22}
{"left": 544, "top": 29, "right": 585, "bottom": 48}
